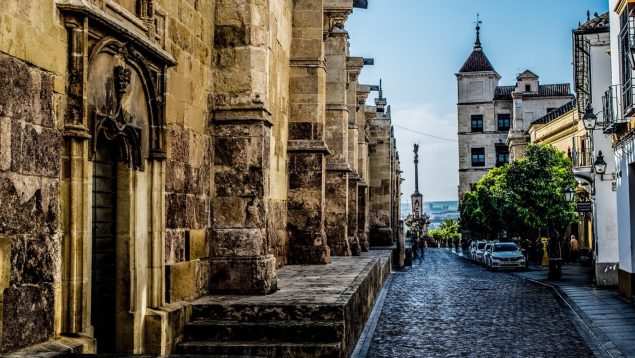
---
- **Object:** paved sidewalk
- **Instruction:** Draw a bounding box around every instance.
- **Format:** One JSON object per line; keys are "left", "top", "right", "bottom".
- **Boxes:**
{"left": 513, "top": 262, "right": 635, "bottom": 357}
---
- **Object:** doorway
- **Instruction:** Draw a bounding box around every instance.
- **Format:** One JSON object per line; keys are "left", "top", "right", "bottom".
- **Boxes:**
{"left": 91, "top": 136, "right": 117, "bottom": 352}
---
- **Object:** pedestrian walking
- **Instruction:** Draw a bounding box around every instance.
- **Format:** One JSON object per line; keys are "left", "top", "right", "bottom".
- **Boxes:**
{"left": 411, "top": 236, "right": 418, "bottom": 258}
{"left": 570, "top": 234, "right": 579, "bottom": 263}
{"left": 419, "top": 236, "right": 425, "bottom": 257}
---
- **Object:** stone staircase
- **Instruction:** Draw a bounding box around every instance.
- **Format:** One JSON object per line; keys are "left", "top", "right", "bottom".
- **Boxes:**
{"left": 177, "top": 303, "right": 345, "bottom": 356}
{"left": 176, "top": 252, "right": 393, "bottom": 357}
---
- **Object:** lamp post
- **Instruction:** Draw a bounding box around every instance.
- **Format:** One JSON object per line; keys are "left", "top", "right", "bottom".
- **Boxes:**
{"left": 582, "top": 102, "right": 598, "bottom": 130}
{"left": 564, "top": 186, "right": 575, "bottom": 203}
{"left": 594, "top": 151, "right": 607, "bottom": 176}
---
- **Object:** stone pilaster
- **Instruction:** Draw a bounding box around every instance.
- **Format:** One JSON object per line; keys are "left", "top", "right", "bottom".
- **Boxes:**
{"left": 356, "top": 85, "right": 371, "bottom": 251}
{"left": 210, "top": 0, "right": 279, "bottom": 295}
{"left": 286, "top": 0, "right": 331, "bottom": 264}
{"left": 348, "top": 175, "right": 361, "bottom": 255}
{"left": 210, "top": 117, "right": 277, "bottom": 295}
{"left": 324, "top": 8, "right": 352, "bottom": 256}
{"left": 325, "top": 170, "right": 351, "bottom": 256}
{"left": 346, "top": 57, "right": 363, "bottom": 256}
{"left": 368, "top": 92, "right": 394, "bottom": 246}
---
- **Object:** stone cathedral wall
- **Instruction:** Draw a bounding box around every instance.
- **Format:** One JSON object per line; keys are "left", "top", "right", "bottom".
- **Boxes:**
{"left": 0, "top": 1, "right": 68, "bottom": 351}
{"left": 0, "top": 0, "right": 400, "bottom": 353}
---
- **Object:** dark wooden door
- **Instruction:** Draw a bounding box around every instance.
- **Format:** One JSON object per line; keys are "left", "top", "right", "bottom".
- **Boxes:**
{"left": 91, "top": 141, "right": 117, "bottom": 352}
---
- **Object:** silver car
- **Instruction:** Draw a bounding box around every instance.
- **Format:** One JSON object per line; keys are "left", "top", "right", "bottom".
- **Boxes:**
{"left": 474, "top": 241, "right": 487, "bottom": 263}
{"left": 485, "top": 242, "right": 526, "bottom": 270}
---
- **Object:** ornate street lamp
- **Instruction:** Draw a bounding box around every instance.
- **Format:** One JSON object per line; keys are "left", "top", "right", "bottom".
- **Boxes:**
{"left": 582, "top": 103, "right": 598, "bottom": 130}
{"left": 594, "top": 151, "right": 607, "bottom": 175}
{"left": 563, "top": 186, "right": 575, "bottom": 202}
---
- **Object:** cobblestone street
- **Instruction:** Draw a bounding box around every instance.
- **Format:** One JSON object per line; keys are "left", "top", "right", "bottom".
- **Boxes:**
{"left": 366, "top": 249, "right": 595, "bottom": 357}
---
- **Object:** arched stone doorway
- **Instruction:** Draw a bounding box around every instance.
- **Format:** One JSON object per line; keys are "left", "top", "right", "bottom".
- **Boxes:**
{"left": 57, "top": 4, "right": 175, "bottom": 352}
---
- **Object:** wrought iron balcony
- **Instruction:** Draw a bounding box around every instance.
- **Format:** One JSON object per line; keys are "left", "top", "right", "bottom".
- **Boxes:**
{"left": 603, "top": 85, "right": 628, "bottom": 134}
{"left": 570, "top": 135, "right": 592, "bottom": 168}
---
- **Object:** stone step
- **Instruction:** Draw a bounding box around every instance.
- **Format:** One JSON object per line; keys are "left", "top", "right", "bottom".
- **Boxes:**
{"left": 183, "top": 319, "right": 344, "bottom": 343}
{"left": 190, "top": 302, "right": 344, "bottom": 322}
{"left": 177, "top": 340, "right": 342, "bottom": 357}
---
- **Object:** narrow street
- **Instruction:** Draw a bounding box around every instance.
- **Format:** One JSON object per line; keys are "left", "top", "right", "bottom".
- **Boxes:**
{"left": 366, "top": 249, "right": 595, "bottom": 357}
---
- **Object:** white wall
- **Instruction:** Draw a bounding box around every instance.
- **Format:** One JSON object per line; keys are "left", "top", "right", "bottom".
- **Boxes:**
{"left": 609, "top": 0, "right": 635, "bottom": 274}
{"left": 587, "top": 30, "right": 619, "bottom": 264}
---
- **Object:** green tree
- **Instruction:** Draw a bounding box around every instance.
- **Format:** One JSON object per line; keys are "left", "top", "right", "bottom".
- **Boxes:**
{"left": 460, "top": 144, "right": 577, "bottom": 253}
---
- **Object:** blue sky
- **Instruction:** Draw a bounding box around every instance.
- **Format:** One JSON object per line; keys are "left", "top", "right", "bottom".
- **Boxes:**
{"left": 347, "top": 0, "right": 609, "bottom": 202}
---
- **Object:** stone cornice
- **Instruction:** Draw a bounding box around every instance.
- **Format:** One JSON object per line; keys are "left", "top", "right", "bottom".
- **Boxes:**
{"left": 326, "top": 103, "right": 350, "bottom": 111}
{"left": 326, "top": 163, "right": 353, "bottom": 172}
{"left": 287, "top": 140, "right": 332, "bottom": 155}
{"left": 212, "top": 107, "right": 274, "bottom": 127}
{"left": 290, "top": 58, "right": 327, "bottom": 69}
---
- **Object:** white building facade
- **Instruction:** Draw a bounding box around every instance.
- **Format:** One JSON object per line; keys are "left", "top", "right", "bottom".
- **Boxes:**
{"left": 608, "top": 0, "right": 635, "bottom": 299}
{"left": 572, "top": 13, "right": 619, "bottom": 286}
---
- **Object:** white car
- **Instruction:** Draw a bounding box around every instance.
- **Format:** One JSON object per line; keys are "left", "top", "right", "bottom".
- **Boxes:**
{"left": 474, "top": 241, "right": 487, "bottom": 263}
{"left": 485, "top": 242, "right": 526, "bottom": 270}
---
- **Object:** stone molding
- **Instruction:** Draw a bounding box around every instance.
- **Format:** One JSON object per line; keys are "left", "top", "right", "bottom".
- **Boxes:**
{"left": 287, "top": 140, "right": 332, "bottom": 154}
{"left": 290, "top": 59, "right": 327, "bottom": 69}
{"left": 212, "top": 108, "right": 274, "bottom": 128}
{"left": 56, "top": 0, "right": 175, "bottom": 65}
{"left": 326, "top": 162, "right": 353, "bottom": 172}
{"left": 326, "top": 103, "right": 350, "bottom": 112}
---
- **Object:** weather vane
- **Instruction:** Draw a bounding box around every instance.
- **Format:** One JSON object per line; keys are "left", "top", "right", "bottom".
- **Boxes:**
{"left": 474, "top": 13, "right": 482, "bottom": 48}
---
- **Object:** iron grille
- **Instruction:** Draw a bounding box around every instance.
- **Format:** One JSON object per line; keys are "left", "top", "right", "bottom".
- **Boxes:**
{"left": 603, "top": 85, "right": 627, "bottom": 134}
{"left": 571, "top": 135, "right": 592, "bottom": 168}
{"left": 619, "top": 8, "right": 635, "bottom": 116}
{"left": 574, "top": 33, "right": 591, "bottom": 113}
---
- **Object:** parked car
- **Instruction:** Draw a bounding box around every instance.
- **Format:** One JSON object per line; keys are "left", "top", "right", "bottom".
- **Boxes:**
{"left": 475, "top": 241, "right": 487, "bottom": 263}
{"left": 483, "top": 242, "right": 494, "bottom": 265}
{"left": 485, "top": 242, "right": 526, "bottom": 270}
{"left": 467, "top": 241, "right": 478, "bottom": 260}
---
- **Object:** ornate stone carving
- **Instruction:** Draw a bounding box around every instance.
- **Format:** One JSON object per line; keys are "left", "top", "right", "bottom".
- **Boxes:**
{"left": 93, "top": 64, "right": 142, "bottom": 169}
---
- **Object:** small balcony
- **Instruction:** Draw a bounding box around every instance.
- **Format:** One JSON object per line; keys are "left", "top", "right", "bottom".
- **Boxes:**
{"left": 603, "top": 85, "right": 628, "bottom": 134}
{"left": 570, "top": 135, "right": 591, "bottom": 168}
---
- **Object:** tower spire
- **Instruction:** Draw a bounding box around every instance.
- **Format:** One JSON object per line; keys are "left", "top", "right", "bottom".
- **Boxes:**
{"left": 474, "top": 13, "right": 482, "bottom": 49}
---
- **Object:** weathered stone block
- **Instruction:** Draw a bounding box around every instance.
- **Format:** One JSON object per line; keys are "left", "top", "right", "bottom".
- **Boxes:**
{"left": 11, "top": 121, "right": 61, "bottom": 177}
{"left": 209, "top": 228, "right": 264, "bottom": 257}
{"left": 208, "top": 254, "right": 277, "bottom": 295}
{"left": 214, "top": 166, "right": 264, "bottom": 197}
{"left": 0, "top": 54, "right": 54, "bottom": 127}
{"left": 166, "top": 193, "right": 187, "bottom": 229}
{"left": 165, "top": 160, "right": 185, "bottom": 193}
{"left": 196, "top": 258, "right": 210, "bottom": 297}
{"left": 167, "top": 260, "right": 198, "bottom": 302}
{"left": 0, "top": 238, "right": 9, "bottom": 292}
{"left": 2, "top": 283, "right": 54, "bottom": 352}
{"left": 0, "top": 118, "right": 10, "bottom": 171}
{"left": 288, "top": 153, "right": 322, "bottom": 189}
{"left": 18, "top": 234, "right": 58, "bottom": 285}
{"left": 165, "top": 229, "right": 185, "bottom": 264}
{"left": 185, "top": 194, "right": 208, "bottom": 230}
{"left": 167, "top": 125, "right": 189, "bottom": 163}
{"left": 0, "top": 175, "right": 58, "bottom": 237}
{"left": 189, "top": 229, "right": 207, "bottom": 261}
{"left": 144, "top": 302, "right": 192, "bottom": 355}
{"left": 211, "top": 196, "right": 246, "bottom": 228}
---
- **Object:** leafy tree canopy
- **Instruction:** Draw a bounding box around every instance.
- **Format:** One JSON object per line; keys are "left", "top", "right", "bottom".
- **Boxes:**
{"left": 460, "top": 144, "right": 577, "bottom": 242}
